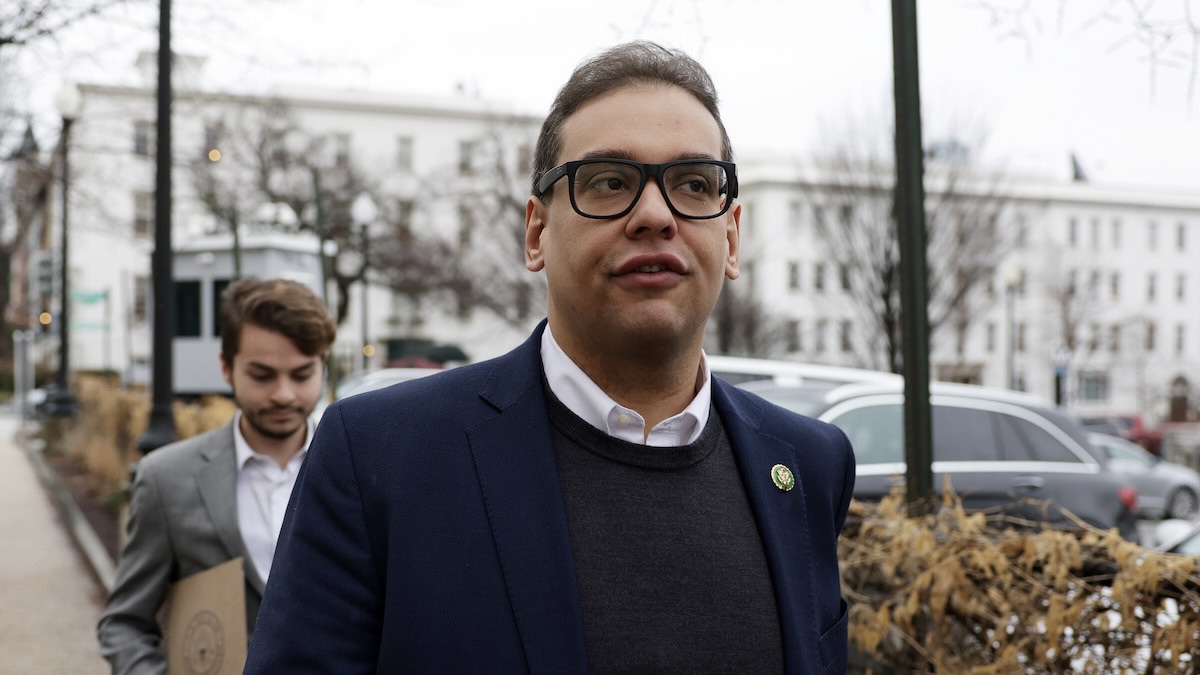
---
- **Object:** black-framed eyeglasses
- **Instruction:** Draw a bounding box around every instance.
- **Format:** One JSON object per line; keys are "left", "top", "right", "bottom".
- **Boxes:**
{"left": 536, "top": 158, "right": 738, "bottom": 220}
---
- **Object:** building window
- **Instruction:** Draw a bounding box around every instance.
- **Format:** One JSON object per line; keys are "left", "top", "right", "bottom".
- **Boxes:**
{"left": 1178, "top": 221, "right": 1188, "bottom": 252}
{"left": 788, "top": 201, "right": 802, "bottom": 233}
{"left": 812, "top": 206, "right": 825, "bottom": 231}
{"left": 212, "top": 279, "right": 231, "bottom": 336}
{"left": 1088, "top": 322, "right": 1100, "bottom": 352}
{"left": 1090, "top": 217, "right": 1100, "bottom": 249}
{"left": 813, "top": 263, "right": 825, "bottom": 292}
{"left": 840, "top": 320, "right": 852, "bottom": 352}
{"left": 458, "top": 139, "right": 477, "bottom": 175}
{"left": 134, "top": 120, "right": 154, "bottom": 157}
{"left": 840, "top": 264, "right": 851, "bottom": 292}
{"left": 1088, "top": 270, "right": 1101, "bottom": 298}
{"left": 1014, "top": 214, "right": 1028, "bottom": 248}
{"left": 1145, "top": 321, "right": 1156, "bottom": 352}
{"left": 1177, "top": 273, "right": 1187, "bottom": 303}
{"left": 1110, "top": 325, "right": 1120, "bottom": 353}
{"left": 815, "top": 319, "right": 827, "bottom": 353}
{"left": 133, "top": 275, "right": 149, "bottom": 322}
{"left": 333, "top": 133, "right": 351, "bottom": 169}
{"left": 1016, "top": 322, "right": 1026, "bottom": 352}
{"left": 1067, "top": 217, "right": 1078, "bottom": 247}
{"left": 395, "top": 136, "right": 414, "bottom": 171}
{"left": 174, "top": 280, "right": 202, "bottom": 338}
{"left": 396, "top": 199, "right": 414, "bottom": 228}
{"left": 1148, "top": 220, "right": 1158, "bottom": 250}
{"left": 457, "top": 203, "right": 473, "bottom": 245}
{"left": 985, "top": 322, "right": 995, "bottom": 353}
{"left": 1065, "top": 269, "right": 1077, "bottom": 298}
{"left": 134, "top": 191, "right": 153, "bottom": 237}
{"left": 839, "top": 204, "right": 854, "bottom": 227}
{"left": 516, "top": 144, "right": 533, "bottom": 177}
{"left": 1110, "top": 272, "right": 1120, "bottom": 301}
{"left": 785, "top": 320, "right": 801, "bottom": 352}
{"left": 1111, "top": 218, "right": 1121, "bottom": 248}
{"left": 1078, "top": 372, "right": 1110, "bottom": 402}
{"left": 1177, "top": 324, "right": 1187, "bottom": 355}
{"left": 1147, "top": 273, "right": 1156, "bottom": 302}
{"left": 787, "top": 261, "right": 800, "bottom": 290}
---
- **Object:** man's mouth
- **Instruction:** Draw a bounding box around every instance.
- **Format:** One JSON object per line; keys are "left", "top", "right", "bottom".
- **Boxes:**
{"left": 635, "top": 264, "right": 668, "bottom": 273}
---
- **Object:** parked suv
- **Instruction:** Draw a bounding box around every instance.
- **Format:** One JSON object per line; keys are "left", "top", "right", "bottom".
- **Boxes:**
{"left": 739, "top": 379, "right": 1140, "bottom": 541}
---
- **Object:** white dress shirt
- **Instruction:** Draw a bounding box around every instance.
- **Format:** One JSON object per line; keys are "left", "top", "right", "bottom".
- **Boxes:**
{"left": 233, "top": 411, "right": 313, "bottom": 583}
{"left": 540, "top": 326, "right": 711, "bottom": 447}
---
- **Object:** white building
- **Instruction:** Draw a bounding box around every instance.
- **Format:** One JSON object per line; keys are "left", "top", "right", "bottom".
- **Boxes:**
{"left": 22, "top": 54, "right": 1199, "bottom": 424}
{"left": 738, "top": 154, "right": 1200, "bottom": 423}
{"left": 31, "top": 53, "right": 543, "bottom": 390}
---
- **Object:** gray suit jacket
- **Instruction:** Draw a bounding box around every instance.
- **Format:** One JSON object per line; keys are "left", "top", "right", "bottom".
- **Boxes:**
{"left": 97, "top": 421, "right": 264, "bottom": 675}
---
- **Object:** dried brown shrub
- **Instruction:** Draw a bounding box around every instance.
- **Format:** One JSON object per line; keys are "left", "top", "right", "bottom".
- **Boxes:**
{"left": 65, "top": 376, "right": 235, "bottom": 499}
{"left": 845, "top": 487, "right": 1200, "bottom": 674}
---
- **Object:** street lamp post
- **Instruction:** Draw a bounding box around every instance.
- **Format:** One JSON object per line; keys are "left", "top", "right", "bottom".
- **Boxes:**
{"left": 46, "top": 83, "right": 83, "bottom": 418}
{"left": 351, "top": 193, "right": 378, "bottom": 373}
{"left": 1003, "top": 264, "right": 1023, "bottom": 391}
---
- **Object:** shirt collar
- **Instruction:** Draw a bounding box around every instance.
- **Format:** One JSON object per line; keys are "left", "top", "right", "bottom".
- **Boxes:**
{"left": 540, "top": 325, "right": 711, "bottom": 446}
{"left": 232, "top": 409, "right": 314, "bottom": 470}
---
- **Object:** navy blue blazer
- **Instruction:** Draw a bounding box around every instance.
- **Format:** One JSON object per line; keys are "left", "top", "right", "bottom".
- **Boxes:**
{"left": 245, "top": 323, "right": 855, "bottom": 674}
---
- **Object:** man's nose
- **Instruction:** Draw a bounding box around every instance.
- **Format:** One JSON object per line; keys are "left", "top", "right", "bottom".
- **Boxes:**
{"left": 625, "top": 179, "right": 677, "bottom": 238}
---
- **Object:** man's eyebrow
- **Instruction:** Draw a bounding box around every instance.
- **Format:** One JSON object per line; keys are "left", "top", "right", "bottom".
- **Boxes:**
{"left": 245, "top": 360, "right": 317, "bottom": 373}
{"left": 575, "top": 149, "right": 719, "bottom": 162}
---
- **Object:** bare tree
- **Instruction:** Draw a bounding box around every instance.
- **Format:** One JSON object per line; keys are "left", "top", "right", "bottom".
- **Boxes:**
{"left": 808, "top": 118, "right": 1011, "bottom": 373}
{"left": 0, "top": 0, "right": 133, "bottom": 51}
{"left": 709, "top": 278, "right": 785, "bottom": 357}
{"left": 973, "top": 1, "right": 1200, "bottom": 109}
{"left": 372, "top": 119, "right": 545, "bottom": 331}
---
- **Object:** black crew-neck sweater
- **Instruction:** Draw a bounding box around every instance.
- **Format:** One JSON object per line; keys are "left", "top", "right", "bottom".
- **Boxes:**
{"left": 545, "top": 388, "right": 784, "bottom": 674}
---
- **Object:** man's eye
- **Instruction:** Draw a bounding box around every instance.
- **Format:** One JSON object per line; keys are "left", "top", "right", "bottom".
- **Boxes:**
{"left": 586, "top": 175, "right": 629, "bottom": 192}
{"left": 250, "top": 374, "right": 273, "bottom": 383}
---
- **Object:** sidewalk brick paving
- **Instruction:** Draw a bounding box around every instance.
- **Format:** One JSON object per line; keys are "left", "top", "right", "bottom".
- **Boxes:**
{"left": 0, "top": 413, "right": 108, "bottom": 674}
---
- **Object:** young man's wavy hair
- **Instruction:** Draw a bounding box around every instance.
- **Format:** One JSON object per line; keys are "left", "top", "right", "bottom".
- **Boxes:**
{"left": 219, "top": 278, "right": 337, "bottom": 366}
{"left": 530, "top": 40, "right": 733, "bottom": 199}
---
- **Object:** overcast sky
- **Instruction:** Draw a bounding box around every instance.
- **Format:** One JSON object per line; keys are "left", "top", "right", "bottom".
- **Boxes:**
{"left": 26, "top": 0, "right": 1200, "bottom": 192}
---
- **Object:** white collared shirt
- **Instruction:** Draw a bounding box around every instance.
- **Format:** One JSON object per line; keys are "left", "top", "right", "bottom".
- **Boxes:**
{"left": 541, "top": 326, "right": 711, "bottom": 447}
{"left": 233, "top": 410, "right": 313, "bottom": 583}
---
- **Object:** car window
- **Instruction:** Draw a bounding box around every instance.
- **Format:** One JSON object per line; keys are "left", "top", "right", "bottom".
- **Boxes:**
{"left": 931, "top": 405, "right": 1000, "bottom": 461}
{"left": 828, "top": 404, "right": 903, "bottom": 465}
{"left": 1094, "top": 436, "right": 1154, "bottom": 468}
{"left": 1000, "top": 414, "right": 1082, "bottom": 463}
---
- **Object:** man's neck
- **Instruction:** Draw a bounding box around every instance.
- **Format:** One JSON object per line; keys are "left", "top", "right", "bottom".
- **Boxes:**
{"left": 239, "top": 417, "right": 306, "bottom": 469}
{"left": 557, "top": 333, "right": 705, "bottom": 432}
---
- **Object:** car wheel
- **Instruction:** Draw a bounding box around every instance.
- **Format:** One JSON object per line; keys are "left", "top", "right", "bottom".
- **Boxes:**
{"left": 1167, "top": 487, "right": 1198, "bottom": 520}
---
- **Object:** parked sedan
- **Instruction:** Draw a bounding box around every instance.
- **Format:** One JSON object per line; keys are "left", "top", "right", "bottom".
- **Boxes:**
{"left": 1088, "top": 432, "right": 1200, "bottom": 520}
{"left": 738, "top": 380, "right": 1141, "bottom": 541}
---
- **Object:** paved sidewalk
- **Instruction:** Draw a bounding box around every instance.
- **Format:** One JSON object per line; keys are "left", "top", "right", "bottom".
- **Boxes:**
{"left": 0, "top": 413, "right": 109, "bottom": 674}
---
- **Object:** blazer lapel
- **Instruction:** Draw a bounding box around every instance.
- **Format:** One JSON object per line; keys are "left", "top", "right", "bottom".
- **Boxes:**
{"left": 714, "top": 380, "right": 822, "bottom": 674}
{"left": 195, "top": 423, "right": 266, "bottom": 596}
{"left": 467, "top": 323, "right": 589, "bottom": 674}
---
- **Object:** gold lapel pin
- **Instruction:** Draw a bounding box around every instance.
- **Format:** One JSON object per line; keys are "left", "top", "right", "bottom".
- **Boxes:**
{"left": 771, "top": 464, "right": 795, "bottom": 492}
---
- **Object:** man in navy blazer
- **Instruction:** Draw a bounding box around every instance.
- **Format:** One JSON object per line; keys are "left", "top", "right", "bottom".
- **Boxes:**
{"left": 246, "top": 41, "right": 855, "bottom": 674}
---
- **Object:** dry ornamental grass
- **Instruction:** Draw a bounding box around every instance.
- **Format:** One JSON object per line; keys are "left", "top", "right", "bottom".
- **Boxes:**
{"left": 844, "top": 486, "right": 1200, "bottom": 673}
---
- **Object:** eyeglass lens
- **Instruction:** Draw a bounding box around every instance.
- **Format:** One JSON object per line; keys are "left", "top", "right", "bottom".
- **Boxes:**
{"left": 570, "top": 161, "right": 728, "bottom": 218}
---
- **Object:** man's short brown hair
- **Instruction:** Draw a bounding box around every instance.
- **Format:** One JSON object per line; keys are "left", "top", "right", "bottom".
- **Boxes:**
{"left": 219, "top": 278, "right": 337, "bottom": 365}
{"left": 531, "top": 40, "right": 733, "bottom": 198}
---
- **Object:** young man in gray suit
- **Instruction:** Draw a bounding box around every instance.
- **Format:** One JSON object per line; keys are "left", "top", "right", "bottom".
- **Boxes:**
{"left": 97, "top": 278, "right": 337, "bottom": 674}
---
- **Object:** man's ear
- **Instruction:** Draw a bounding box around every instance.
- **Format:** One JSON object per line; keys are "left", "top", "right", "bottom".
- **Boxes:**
{"left": 724, "top": 201, "right": 741, "bottom": 281}
{"left": 525, "top": 196, "right": 547, "bottom": 272}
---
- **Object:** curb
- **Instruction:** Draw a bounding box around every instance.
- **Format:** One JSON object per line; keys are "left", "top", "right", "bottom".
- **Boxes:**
{"left": 16, "top": 424, "right": 116, "bottom": 594}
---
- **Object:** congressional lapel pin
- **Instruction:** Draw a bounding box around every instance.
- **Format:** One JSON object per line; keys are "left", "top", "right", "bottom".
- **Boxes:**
{"left": 770, "top": 464, "right": 795, "bottom": 492}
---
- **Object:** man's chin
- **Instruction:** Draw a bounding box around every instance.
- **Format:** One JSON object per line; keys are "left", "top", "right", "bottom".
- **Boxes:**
{"left": 247, "top": 415, "right": 306, "bottom": 441}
